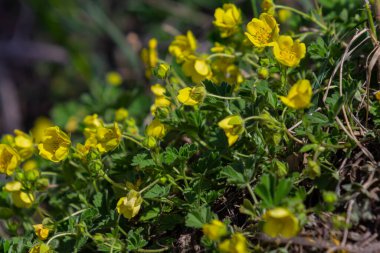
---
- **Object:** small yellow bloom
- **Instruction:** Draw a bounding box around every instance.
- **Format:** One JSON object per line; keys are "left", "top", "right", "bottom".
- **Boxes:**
{"left": 245, "top": 13, "right": 279, "bottom": 48}
{"left": 13, "top": 130, "right": 34, "bottom": 160}
{"left": 202, "top": 219, "right": 227, "bottom": 241}
{"left": 141, "top": 38, "right": 158, "bottom": 78}
{"left": 0, "top": 144, "right": 21, "bottom": 175}
{"left": 375, "top": 91, "right": 380, "bottom": 101}
{"left": 106, "top": 71, "right": 123, "bottom": 86}
{"left": 263, "top": 207, "right": 299, "bottom": 238}
{"left": 218, "top": 115, "right": 244, "bottom": 146}
{"left": 74, "top": 136, "right": 97, "bottom": 160}
{"left": 146, "top": 119, "right": 167, "bottom": 139}
{"left": 219, "top": 233, "right": 248, "bottom": 253}
{"left": 65, "top": 116, "right": 79, "bottom": 133}
{"left": 115, "top": 108, "right": 129, "bottom": 122}
{"left": 29, "top": 243, "right": 51, "bottom": 253}
{"left": 151, "top": 84, "right": 166, "bottom": 97}
{"left": 23, "top": 159, "right": 38, "bottom": 171}
{"left": 279, "top": 79, "right": 312, "bottom": 109}
{"left": 213, "top": 4, "right": 242, "bottom": 38}
{"left": 177, "top": 86, "right": 206, "bottom": 106}
{"left": 4, "top": 181, "right": 35, "bottom": 208}
{"left": 83, "top": 114, "right": 104, "bottom": 138}
{"left": 95, "top": 122, "right": 122, "bottom": 153}
{"left": 31, "top": 117, "right": 54, "bottom": 144}
{"left": 182, "top": 55, "right": 212, "bottom": 84}
{"left": 169, "top": 31, "right": 197, "bottom": 63}
{"left": 155, "top": 63, "right": 170, "bottom": 79}
{"left": 261, "top": 0, "right": 275, "bottom": 15}
{"left": 278, "top": 9, "right": 292, "bottom": 23}
{"left": 258, "top": 67, "right": 269, "bottom": 79}
{"left": 116, "top": 190, "right": 143, "bottom": 219}
{"left": 37, "top": 127, "right": 71, "bottom": 163}
{"left": 225, "top": 65, "right": 244, "bottom": 86}
{"left": 273, "top": 35, "right": 306, "bottom": 67}
{"left": 33, "top": 224, "right": 49, "bottom": 240}
{"left": 83, "top": 114, "right": 103, "bottom": 128}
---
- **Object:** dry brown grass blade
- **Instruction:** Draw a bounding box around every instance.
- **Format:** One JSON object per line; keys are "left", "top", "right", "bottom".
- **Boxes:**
{"left": 365, "top": 44, "right": 380, "bottom": 127}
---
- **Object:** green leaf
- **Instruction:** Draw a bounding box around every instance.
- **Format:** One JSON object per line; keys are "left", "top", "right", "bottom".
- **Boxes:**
{"left": 143, "top": 184, "right": 170, "bottom": 199}
{"left": 93, "top": 192, "right": 103, "bottom": 208}
{"left": 126, "top": 228, "right": 148, "bottom": 251}
{"left": 140, "top": 207, "right": 160, "bottom": 221}
{"left": 220, "top": 166, "right": 246, "bottom": 186}
{"left": 299, "top": 144, "right": 318, "bottom": 153}
{"left": 185, "top": 206, "right": 216, "bottom": 228}
{"left": 131, "top": 153, "right": 156, "bottom": 168}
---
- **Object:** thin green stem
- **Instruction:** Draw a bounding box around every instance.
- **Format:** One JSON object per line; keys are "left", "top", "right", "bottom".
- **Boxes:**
{"left": 139, "top": 179, "right": 160, "bottom": 194}
{"left": 251, "top": 0, "right": 258, "bottom": 17}
{"left": 275, "top": 5, "right": 327, "bottom": 31}
{"left": 58, "top": 209, "right": 89, "bottom": 223}
{"left": 207, "top": 93, "right": 241, "bottom": 100}
{"left": 365, "top": 2, "right": 378, "bottom": 40}
{"left": 207, "top": 53, "right": 240, "bottom": 61}
{"left": 122, "top": 134, "right": 145, "bottom": 148}
{"left": 47, "top": 232, "right": 76, "bottom": 245}
{"left": 244, "top": 116, "right": 263, "bottom": 122}
{"left": 103, "top": 174, "right": 127, "bottom": 191}
{"left": 246, "top": 183, "right": 259, "bottom": 204}
{"left": 137, "top": 246, "right": 170, "bottom": 253}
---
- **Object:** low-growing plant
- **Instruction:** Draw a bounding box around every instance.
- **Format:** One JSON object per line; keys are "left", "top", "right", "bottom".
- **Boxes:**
{"left": 1, "top": 0, "right": 380, "bottom": 252}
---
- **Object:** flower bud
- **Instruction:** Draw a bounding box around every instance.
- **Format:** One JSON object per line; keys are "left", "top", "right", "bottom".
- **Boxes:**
{"left": 258, "top": 67, "right": 269, "bottom": 79}
{"left": 143, "top": 136, "right": 157, "bottom": 149}
{"left": 154, "top": 63, "right": 170, "bottom": 79}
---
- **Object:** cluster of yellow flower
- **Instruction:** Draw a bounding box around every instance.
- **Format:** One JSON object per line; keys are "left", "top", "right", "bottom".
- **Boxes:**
{"left": 139, "top": 2, "right": 313, "bottom": 148}
{"left": 201, "top": 207, "right": 299, "bottom": 253}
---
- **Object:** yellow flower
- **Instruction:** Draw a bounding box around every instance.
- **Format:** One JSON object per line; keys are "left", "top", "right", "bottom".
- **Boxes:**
{"left": 273, "top": 35, "right": 306, "bottom": 67}
{"left": 146, "top": 119, "right": 167, "bottom": 139}
{"left": 261, "top": 0, "right": 275, "bottom": 15}
{"left": 23, "top": 159, "right": 38, "bottom": 171}
{"left": 375, "top": 91, "right": 380, "bottom": 101}
{"left": 169, "top": 31, "right": 197, "bottom": 63}
{"left": 116, "top": 190, "right": 143, "bottom": 219}
{"left": 4, "top": 181, "right": 35, "bottom": 208}
{"left": 219, "top": 233, "right": 248, "bottom": 253}
{"left": 213, "top": 4, "right": 242, "bottom": 38}
{"left": 115, "top": 108, "right": 129, "bottom": 122}
{"left": 278, "top": 9, "right": 292, "bottom": 23}
{"left": 263, "top": 207, "right": 299, "bottom": 238}
{"left": 177, "top": 86, "right": 206, "bottom": 106}
{"left": 279, "top": 79, "right": 312, "bottom": 109}
{"left": 13, "top": 130, "right": 34, "bottom": 160}
{"left": 33, "top": 224, "right": 49, "bottom": 240}
{"left": 31, "top": 117, "right": 54, "bottom": 144}
{"left": 182, "top": 55, "right": 212, "bottom": 84}
{"left": 258, "top": 67, "right": 269, "bottom": 79}
{"left": 151, "top": 84, "right": 166, "bottom": 97}
{"left": 202, "top": 219, "right": 227, "bottom": 241}
{"left": 225, "top": 65, "right": 244, "bottom": 86}
{"left": 83, "top": 114, "right": 104, "bottom": 138}
{"left": 141, "top": 38, "right": 158, "bottom": 78}
{"left": 106, "top": 71, "right": 123, "bottom": 86}
{"left": 155, "top": 63, "right": 170, "bottom": 79}
{"left": 37, "top": 126, "right": 71, "bottom": 163}
{"left": 29, "top": 243, "right": 51, "bottom": 253}
{"left": 83, "top": 114, "right": 103, "bottom": 128}
{"left": 74, "top": 136, "right": 97, "bottom": 160}
{"left": 95, "top": 122, "right": 122, "bottom": 153}
{"left": 0, "top": 144, "right": 21, "bottom": 175}
{"left": 218, "top": 115, "right": 244, "bottom": 146}
{"left": 65, "top": 116, "right": 79, "bottom": 133}
{"left": 245, "top": 13, "right": 279, "bottom": 48}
